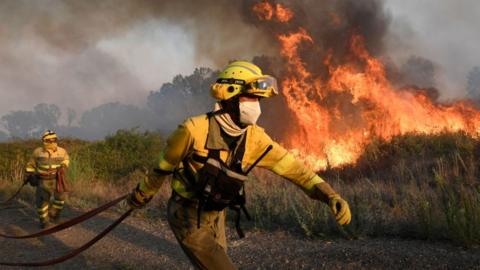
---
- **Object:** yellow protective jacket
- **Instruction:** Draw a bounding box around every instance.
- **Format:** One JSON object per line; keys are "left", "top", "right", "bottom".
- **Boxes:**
{"left": 25, "top": 147, "right": 70, "bottom": 179}
{"left": 141, "top": 114, "right": 324, "bottom": 199}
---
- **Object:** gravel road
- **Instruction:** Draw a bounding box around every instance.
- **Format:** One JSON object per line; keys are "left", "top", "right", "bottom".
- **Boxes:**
{"left": 0, "top": 199, "right": 479, "bottom": 270}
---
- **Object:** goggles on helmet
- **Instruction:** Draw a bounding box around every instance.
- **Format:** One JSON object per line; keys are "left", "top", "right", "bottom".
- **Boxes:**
{"left": 44, "top": 138, "right": 58, "bottom": 143}
{"left": 212, "top": 75, "right": 279, "bottom": 100}
{"left": 42, "top": 130, "right": 57, "bottom": 141}
{"left": 244, "top": 75, "right": 279, "bottom": 98}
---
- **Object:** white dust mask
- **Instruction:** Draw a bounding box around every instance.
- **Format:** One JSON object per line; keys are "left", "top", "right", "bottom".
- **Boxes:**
{"left": 213, "top": 102, "right": 246, "bottom": 137}
{"left": 239, "top": 100, "right": 261, "bottom": 125}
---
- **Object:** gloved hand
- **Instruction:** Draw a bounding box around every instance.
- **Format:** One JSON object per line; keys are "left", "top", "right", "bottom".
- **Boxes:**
{"left": 24, "top": 173, "right": 39, "bottom": 187}
{"left": 328, "top": 194, "right": 351, "bottom": 225}
{"left": 310, "top": 182, "right": 351, "bottom": 225}
{"left": 127, "top": 184, "right": 153, "bottom": 209}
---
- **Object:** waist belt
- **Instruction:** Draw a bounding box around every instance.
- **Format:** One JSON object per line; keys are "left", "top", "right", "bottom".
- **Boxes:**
{"left": 39, "top": 176, "right": 56, "bottom": 181}
{"left": 171, "top": 190, "right": 200, "bottom": 208}
{"left": 38, "top": 172, "right": 57, "bottom": 178}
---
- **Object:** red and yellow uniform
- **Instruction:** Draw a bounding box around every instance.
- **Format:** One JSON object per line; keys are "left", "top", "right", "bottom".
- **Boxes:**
{"left": 25, "top": 130, "right": 69, "bottom": 227}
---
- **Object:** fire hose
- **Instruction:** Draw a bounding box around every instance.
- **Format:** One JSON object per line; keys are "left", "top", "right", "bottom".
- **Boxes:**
{"left": 0, "top": 194, "right": 132, "bottom": 267}
{"left": 0, "top": 182, "right": 27, "bottom": 208}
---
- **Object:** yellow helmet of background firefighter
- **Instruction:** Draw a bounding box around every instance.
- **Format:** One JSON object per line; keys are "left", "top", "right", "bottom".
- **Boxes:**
{"left": 42, "top": 130, "right": 57, "bottom": 141}
{"left": 42, "top": 130, "right": 58, "bottom": 151}
{"left": 211, "top": 60, "right": 279, "bottom": 100}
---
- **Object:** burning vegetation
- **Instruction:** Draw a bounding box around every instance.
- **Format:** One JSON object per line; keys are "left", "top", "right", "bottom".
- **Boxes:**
{"left": 251, "top": 1, "right": 480, "bottom": 170}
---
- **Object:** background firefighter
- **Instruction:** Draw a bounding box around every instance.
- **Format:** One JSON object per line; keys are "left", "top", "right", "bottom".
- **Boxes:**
{"left": 25, "top": 130, "right": 70, "bottom": 228}
{"left": 127, "top": 61, "right": 351, "bottom": 270}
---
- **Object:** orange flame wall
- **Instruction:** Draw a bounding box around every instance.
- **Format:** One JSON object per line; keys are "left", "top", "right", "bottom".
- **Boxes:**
{"left": 253, "top": 2, "right": 480, "bottom": 170}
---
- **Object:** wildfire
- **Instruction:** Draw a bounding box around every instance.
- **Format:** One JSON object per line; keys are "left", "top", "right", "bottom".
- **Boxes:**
{"left": 253, "top": 2, "right": 294, "bottom": 23}
{"left": 253, "top": 1, "right": 480, "bottom": 170}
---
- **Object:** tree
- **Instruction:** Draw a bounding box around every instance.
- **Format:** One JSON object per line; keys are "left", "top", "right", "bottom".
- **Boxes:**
{"left": 0, "top": 103, "right": 61, "bottom": 139}
{"left": 147, "top": 67, "right": 216, "bottom": 131}
{"left": 67, "top": 108, "right": 76, "bottom": 127}
{"left": 467, "top": 66, "right": 480, "bottom": 99}
{"left": 1, "top": 110, "right": 37, "bottom": 138}
{"left": 78, "top": 102, "right": 156, "bottom": 140}
{"left": 0, "top": 130, "right": 8, "bottom": 141}
{"left": 33, "top": 103, "right": 61, "bottom": 134}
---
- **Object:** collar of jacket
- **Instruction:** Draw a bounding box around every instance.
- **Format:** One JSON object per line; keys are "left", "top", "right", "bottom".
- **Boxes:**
{"left": 42, "top": 147, "right": 58, "bottom": 154}
{"left": 206, "top": 116, "right": 247, "bottom": 152}
{"left": 206, "top": 116, "right": 230, "bottom": 150}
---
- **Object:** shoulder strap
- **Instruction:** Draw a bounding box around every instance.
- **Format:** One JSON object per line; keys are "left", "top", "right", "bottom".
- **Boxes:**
{"left": 231, "top": 134, "right": 247, "bottom": 173}
{"left": 206, "top": 111, "right": 215, "bottom": 118}
{"left": 208, "top": 149, "right": 221, "bottom": 160}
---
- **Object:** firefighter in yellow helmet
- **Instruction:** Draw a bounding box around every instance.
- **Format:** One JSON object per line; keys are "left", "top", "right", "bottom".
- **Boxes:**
{"left": 25, "top": 130, "right": 69, "bottom": 228}
{"left": 128, "top": 61, "right": 351, "bottom": 269}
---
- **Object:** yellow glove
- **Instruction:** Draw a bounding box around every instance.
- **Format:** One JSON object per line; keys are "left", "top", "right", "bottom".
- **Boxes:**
{"left": 310, "top": 182, "right": 351, "bottom": 225}
{"left": 127, "top": 184, "right": 153, "bottom": 209}
{"left": 328, "top": 194, "right": 351, "bottom": 225}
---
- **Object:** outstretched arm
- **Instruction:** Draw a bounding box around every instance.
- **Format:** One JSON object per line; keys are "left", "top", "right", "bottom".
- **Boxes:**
{"left": 253, "top": 131, "right": 351, "bottom": 225}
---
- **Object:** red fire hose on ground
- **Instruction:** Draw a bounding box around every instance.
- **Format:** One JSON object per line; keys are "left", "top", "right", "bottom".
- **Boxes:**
{"left": 0, "top": 194, "right": 132, "bottom": 267}
{"left": 0, "top": 182, "right": 27, "bottom": 208}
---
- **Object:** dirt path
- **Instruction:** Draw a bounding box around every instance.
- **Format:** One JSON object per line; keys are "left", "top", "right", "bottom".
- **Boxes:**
{"left": 0, "top": 199, "right": 479, "bottom": 270}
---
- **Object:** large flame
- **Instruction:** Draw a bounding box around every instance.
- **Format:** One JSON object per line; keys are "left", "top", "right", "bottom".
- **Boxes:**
{"left": 253, "top": 2, "right": 480, "bottom": 170}
{"left": 253, "top": 1, "right": 293, "bottom": 22}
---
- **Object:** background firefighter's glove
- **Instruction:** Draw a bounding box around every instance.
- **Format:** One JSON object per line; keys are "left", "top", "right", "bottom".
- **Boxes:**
{"left": 127, "top": 184, "right": 153, "bottom": 209}
{"left": 310, "top": 182, "right": 351, "bottom": 225}
{"left": 24, "top": 173, "right": 39, "bottom": 187}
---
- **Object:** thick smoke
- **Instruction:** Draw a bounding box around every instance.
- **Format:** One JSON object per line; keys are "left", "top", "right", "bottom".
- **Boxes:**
{"left": 0, "top": 0, "right": 274, "bottom": 118}
{"left": 385, "top": 0, "right": 480, "bottom": 98}
{"left": 1, "top": 0, "right": 478, "bottom": 141}
{"left": 242, "top": 0, "right": 390, "bottom": 69}
{"left": 0, "top": 0, "right": 398, "bottom": 140}
{"left": 240, "top": 0, "right": 393, "bottom": 139}
{"left": 0, "top": 0, "right": 273, "bottom": 59}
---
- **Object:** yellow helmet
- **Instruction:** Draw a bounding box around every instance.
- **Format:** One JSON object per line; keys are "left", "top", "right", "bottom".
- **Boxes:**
{"left": 41, "top": 130, "right": 57, "bottom": 141}
{"left": 211, "top": 61, "right": 279, "bottom": 100}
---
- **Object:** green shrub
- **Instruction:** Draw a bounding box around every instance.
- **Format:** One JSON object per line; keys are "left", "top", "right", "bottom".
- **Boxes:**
{"left": 1, "top": 131, "right": 479, "bottom": 247}
{"left": 73, "top": 129, "right": 163, "bottom": 181}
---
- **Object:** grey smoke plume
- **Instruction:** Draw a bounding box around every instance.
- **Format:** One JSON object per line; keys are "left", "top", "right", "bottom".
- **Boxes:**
{"left": 0, "top": 0, "right": 405, "bottom": 140}
{"left": 1, "top": 0, "right": 479, "bottom": 141}
{"left": 385, "top": 0, "right": 480, "bottom": 98}
{"left": 0, "top": 0, "right": 273, "bottom": 118}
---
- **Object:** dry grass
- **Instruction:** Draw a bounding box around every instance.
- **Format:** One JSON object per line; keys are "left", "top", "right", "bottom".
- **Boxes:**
{"left": 244, "top": 133, "right": 480, "bottom": 247}
{"left": 1, "top": 130, "right": 479, "bottom": 247}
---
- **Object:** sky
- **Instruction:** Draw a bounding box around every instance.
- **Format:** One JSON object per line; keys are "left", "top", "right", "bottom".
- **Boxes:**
{"left": 0, "top": 0, "right": 479, "bottom": 120}
{"left": 385, "top": 0, "right": 480, "bottom": 99}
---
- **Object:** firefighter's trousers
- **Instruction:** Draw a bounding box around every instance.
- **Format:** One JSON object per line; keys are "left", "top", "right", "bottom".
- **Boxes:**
{"left": 167, "top": 193, "right": 236, "bottom": 270}
{"left": 36, "top": 179, "right": 66, "bottom": 223}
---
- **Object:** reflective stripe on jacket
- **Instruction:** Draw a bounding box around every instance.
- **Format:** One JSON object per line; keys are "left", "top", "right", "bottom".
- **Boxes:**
{"left": 141, "top": 114, "right": 324, "bottom": 199}
{"left": 25, "top": 147, "right": 69, "bottom": 179}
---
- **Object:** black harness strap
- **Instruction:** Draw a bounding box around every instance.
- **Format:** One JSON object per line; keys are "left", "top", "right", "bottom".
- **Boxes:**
{"left": 196, "top": 149, "right": 221, "bottom": 229}
{"left": 153, "top": 168, "right": 174, "bottom": 176}
{"left": 186, "top": 112, "right": 273, "bottom": 238}
{"left": 192, "top": 154, "right": 208, "bottom": 164}
{"left": 231, "top": 144, "right": 272, "bottom": 238}
{"left": 231, "top": 132, "right": 247, "bottom": 171}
